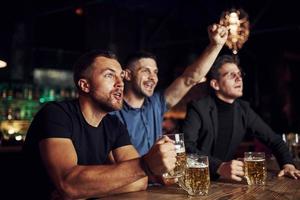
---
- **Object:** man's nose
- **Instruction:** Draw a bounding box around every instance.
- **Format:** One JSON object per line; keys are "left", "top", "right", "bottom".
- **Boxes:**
{"left": 235, "top": 73, "right": 243, "bottom": 81}
{"left": 235, "top": 76, "right": 242, "bottom": 82}
{"left": 148, "top": 72, "right": 157, "bottom": 81}
{"left": 115, "top": 76, "right": 124, "bottom": 88}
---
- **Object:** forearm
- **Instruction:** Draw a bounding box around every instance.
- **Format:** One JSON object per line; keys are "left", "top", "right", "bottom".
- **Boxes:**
{"left": 164, "top": 43, "right": 223, "bottom": 107}
{"left": 183, "top": 43, "right": 224, "bottom": 85}
{"left": 106, "top": 177, "right": 148, "bottom": 196}
{"left": 267, "top": 133, "right": 294, "bottom": 167}
{"left": 250, "top": 113, "right": 294, "bottom": 167}
{"left": 272, "top": 142, "right": 294, "bottom": 168}
{"left": 180, "top": 23, "right": 227, "bottom": 87}
{"left": 58, "top": 158, "right": 147, "bottom": 199}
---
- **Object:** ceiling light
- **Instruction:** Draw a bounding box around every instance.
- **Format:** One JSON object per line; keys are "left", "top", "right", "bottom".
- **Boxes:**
{"left": 220, "top": 9, "right": 250, "bottom": 54}
{"left": 0, "top": 59, "right": 7, "bottom": 68}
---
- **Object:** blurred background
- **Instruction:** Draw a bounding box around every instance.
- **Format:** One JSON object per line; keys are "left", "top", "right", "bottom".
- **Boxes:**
{"left": 0, "top": 0, "right": 299, "bottom": 186}
{"left": 1, "top": 0, "right": 299, "bottom": 134}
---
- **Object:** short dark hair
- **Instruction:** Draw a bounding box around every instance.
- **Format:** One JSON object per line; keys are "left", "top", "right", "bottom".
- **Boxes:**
{"left": 73, "top": 50, "right": 117, "bottom": 89}
{"left": 124, "top": 51, "right": 157, "bottom": 69}
{"left": 207, "top": 54, "right": 240, "bottom": 82}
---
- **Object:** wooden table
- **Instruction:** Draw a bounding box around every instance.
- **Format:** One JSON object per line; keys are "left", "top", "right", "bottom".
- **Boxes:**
{"left": 101, "top": 159, "right": 300, "bottom": 200}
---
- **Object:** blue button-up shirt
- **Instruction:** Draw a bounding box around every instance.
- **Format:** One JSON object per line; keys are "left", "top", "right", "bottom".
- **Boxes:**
{"left": 111, "top": 91, "right": 168, "bottom": 156}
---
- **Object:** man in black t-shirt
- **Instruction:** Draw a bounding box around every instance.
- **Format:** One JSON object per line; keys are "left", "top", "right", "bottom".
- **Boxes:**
{"left": 182, "top": 55, "right": 300, "bottom": 181}
{"left": 23, "top": 50, "right": 177, "bottom": 199}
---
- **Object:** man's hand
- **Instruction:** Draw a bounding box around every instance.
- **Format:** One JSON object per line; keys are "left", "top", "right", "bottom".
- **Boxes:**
{"left": 208, "top": 24, "right": 228, "bottom": 46}
{"left": 154, "top": 176, "right": 178, "bottom": 186}
{"left": 217, "top": 160, "right": 244, "bottom": 181}
{"left": 278, "top": 164, "right": 300, "bottom": 179}
{"left": 143, "top": 136, "right": 176, "bottom": 175}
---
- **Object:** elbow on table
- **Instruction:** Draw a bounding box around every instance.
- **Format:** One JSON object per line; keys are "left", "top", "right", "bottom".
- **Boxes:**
{"left": 136, "top": 177, "right": 148, "bottom": 191}
{"left": 123, "top": 177, "right": 148, "bottom": 193}
{"left": 57, "top": 177, "right": 148, "bottom": 198}
{"left": 57, "top": 182, "right": 84, "bottom": 200}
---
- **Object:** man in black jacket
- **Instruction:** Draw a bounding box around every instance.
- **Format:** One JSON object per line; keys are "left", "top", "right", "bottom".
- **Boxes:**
{"left": 182, "top": 55, "right": 300, "bottom": 181}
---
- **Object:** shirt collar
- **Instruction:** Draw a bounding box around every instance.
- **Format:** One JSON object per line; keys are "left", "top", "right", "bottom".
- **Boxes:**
{"left": 123, "top": 97, "right": 150, "bottom": 111}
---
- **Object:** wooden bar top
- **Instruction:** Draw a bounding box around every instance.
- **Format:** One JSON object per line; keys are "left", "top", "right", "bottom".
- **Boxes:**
{"left": 101, "top": 173, "right": 299, "bottom": 200}
{"left": 101, "top": 159, "right": 300, "bottom": 200}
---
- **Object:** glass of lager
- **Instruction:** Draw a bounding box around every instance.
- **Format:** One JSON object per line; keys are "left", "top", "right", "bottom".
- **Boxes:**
{"left": 291, "top": 133, "right": 300, "bottom": 161}
{"left": 244, "top": 152, "right": 267, "bottom": 185}
{"left": 162, "top": 133, "right": 186, "bottom": 178}
{"left": 178, "top": 154, "right": 210, "bottom": 196}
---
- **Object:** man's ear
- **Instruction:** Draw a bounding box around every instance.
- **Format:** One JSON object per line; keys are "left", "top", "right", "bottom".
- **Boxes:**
{"left": 210, "top": 79, "right": 220, "bottom": 91}
{"left": 78, "top": 79, "right": 90, "bottom": 93}
{"left": 124, "top": 69, "right": 132, "bottom": 81}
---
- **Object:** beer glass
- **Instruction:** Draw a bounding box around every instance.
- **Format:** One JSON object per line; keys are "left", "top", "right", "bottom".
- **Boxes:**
{"left": 178, "top": 154, "right": 210, "bottom": 196}
{"left": 162, "top": 133, "right": 186, "bottom": 178}
{"left": 244, "top": 152, "right": 267, "bottom": 185}
{"left": 291, "top": 133, "right": 300, "bottom": 160}
{"left": 283, "top": 132, "right": 296, "bottom": 152}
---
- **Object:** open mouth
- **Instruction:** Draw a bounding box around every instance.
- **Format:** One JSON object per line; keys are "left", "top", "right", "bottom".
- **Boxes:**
{"left": 144, "top": 81, "right": 155, "bottom": 91}
{"left": 112, "top": 90, "right": 123, "bottom": 101}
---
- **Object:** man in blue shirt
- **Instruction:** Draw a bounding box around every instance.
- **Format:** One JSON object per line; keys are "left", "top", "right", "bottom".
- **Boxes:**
{"left": 113, "top": 23, "right": 228, "bottom": 155}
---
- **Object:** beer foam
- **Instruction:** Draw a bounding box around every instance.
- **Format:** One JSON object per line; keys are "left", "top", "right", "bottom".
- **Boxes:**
{"left": 176, "top": 146, "right": 185, "bottom": 153}
{"left": 187, "top": 158, "right": 208, "bottom": 168}
{"left": 245, "top": 158, "right": 265, "bottom": 162}
{"left": 190, "top": 163, "right": 208, "bottom": 168}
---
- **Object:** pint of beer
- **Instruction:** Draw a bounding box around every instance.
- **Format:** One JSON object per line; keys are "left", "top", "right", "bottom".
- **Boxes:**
{"left": 244, "top": 152, "right": 267, "bottom": 185}
{"left": 291, "top": 133, "right": 300, "bottom": 160}
{"left": 292, "top": 143, "right": 300, "bottom": 160}
{"left": 178, "top": 155, "right": 210, "bottom": 196}
{"left": 163, "top": 133, "right": 186, "bottom": 178}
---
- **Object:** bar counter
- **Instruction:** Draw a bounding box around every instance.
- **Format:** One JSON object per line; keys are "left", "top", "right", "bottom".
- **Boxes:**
{"left": 102, "top": 159, "right": 300, "bottom": 200}
{"left": 0, "top": 146, "right": 298, "bottom": 199}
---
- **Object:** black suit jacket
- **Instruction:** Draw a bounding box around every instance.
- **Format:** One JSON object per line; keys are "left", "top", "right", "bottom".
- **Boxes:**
{"left": 181, "top": 96, "right": 293, "bottom": 179}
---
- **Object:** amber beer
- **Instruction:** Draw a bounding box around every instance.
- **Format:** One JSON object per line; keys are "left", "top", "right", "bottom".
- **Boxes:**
{"left": 163, "top": 148, "right": 186, "bottom": 178}
{"left": 292, "top": 143, "right": 300, "bottom": 160}
{"left": 173, "top": 149, "right": 187, "bottom": 177}
{"left": 244, "top": 152, "right": 267, "bottom": 185}
{"left": 291, "top": 134, "right": 300, "bottom": 160}
{"left": 163, "top": 133, "right": 186, "bottom": 178}
{"left": 178, "top": 155, "right": 210, "bottom": 196}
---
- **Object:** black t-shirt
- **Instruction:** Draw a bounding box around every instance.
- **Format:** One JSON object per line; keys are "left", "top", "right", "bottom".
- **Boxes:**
{"left": 22, "top": 99, "right": 131, "bottom": 198}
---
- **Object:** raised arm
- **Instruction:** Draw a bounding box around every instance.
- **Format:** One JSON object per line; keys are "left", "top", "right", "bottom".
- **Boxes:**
{"left": 164, "top": 24, "right": 228, "bottom": 108}
{"left": 40, "top": 136, "right": 175, "bottom": 199}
